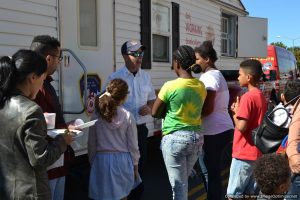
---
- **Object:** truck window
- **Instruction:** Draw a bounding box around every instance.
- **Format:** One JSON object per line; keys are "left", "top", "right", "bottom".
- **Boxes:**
{"left": 79, "top": 0, "right": 98, "bottom": 48}
{"left": 276, "top": 46, "right": 297, "bottom": 80}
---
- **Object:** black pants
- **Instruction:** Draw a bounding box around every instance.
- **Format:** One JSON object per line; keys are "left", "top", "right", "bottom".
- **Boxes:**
{"left": 203, "top": 129, "right": 233, "bottom": 200}
{"left": 128, "top": 123, "right": 148, "bottom": 200}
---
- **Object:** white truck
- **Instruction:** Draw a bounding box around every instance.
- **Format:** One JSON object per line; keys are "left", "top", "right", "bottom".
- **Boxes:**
{"left": 0, "top": 0, "right": 267, "bottom": 198}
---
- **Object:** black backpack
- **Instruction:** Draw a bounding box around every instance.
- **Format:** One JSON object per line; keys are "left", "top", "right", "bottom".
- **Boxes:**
{"left": 252, "top": 94, "right": 300, "bottom": 154}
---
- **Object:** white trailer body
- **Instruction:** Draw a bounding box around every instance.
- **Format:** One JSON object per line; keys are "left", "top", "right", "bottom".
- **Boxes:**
{"left": 0, "top": 0, "right": 267, "bottom": 156}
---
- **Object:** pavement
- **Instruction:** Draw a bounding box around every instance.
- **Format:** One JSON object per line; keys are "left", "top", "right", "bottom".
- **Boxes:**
{"left": 142, "top": 135, "right": 232, "bottom": 200}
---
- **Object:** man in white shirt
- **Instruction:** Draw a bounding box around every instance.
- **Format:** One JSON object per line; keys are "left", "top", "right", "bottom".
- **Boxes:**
{"left": 105, "top": 40, "right": 156, "bottom": 199}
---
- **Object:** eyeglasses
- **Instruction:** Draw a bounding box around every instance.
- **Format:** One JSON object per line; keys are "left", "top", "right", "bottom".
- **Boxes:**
{"left": 50, "top": 54, "right": 63, "bottom": 61}
{"left": 127, "top": 51, "right": 144, "bottom": 57}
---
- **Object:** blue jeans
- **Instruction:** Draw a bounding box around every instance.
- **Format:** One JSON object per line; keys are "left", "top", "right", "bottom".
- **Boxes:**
{"left": 198, "top": 150, "right": 208, "bottom": 191}
{"left": 227, "top": 158, "right": 258, "bottom": 198}
{"left": 287, "top": 174, "right": 300, "bottom": 199}
{"left": 161, "top": 130, "right": 203, "bottom": 200}
{"left": 49, "top": 176, "right": 65, "bottom": 200}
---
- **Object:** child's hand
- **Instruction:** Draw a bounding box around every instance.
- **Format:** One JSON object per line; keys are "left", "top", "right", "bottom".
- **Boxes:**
{"left": 134, "top": 165, "right": 139, "bottom": 180}
{"left": 231, "top": 96, "right": 240, "bottom": 115}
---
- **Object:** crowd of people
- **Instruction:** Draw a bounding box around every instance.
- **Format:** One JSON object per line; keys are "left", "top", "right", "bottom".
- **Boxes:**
{"left": 0, "top": 34, "right": 299, "bottom": 200}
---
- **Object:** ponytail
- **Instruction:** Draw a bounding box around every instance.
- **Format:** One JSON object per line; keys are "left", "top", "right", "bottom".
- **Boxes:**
{"left": 194, "top": 40, "right": 218, "bottom": 63}
{"left": 95, "top": 78, "right": 129, "bottom": 122}
{"left": 0, "top": 56, "right": 17, "bottom": 108}
{"left": 0, "top": 49, "right": 47, "bottom": 109}
{"left": 95, "top": 94, "right": 118, "bottom": 123}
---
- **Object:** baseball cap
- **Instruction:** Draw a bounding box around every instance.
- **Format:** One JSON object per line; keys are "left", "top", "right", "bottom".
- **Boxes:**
{"left": 121, "top": 40, "right": 146, "bottom": 55}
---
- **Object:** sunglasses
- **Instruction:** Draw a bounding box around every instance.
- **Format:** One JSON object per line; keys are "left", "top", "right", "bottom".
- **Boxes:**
{"left": 127, "top": 51, "right": 144, "bottom": 57}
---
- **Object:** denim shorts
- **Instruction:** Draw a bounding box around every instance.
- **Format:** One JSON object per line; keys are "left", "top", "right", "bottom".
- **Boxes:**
{"left": 227, "top": 158, "right": 258, "bottom": 197}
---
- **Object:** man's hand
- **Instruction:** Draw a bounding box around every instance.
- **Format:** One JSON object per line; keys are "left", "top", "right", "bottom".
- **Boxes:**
{"left": 138, "top": 105, "right": 151, "bottom": 116}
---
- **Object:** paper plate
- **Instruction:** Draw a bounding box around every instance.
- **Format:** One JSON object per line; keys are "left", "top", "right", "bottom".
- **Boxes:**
{"left": 47, "top": 129, "right": 83, "bottom": 138}
{"left": 74, "top": 119, "right": 98, "bottom": 129}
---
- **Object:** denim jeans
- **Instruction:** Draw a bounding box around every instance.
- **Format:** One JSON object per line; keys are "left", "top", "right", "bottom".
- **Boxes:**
{"left": 287, "top": 174, "right": 300, "bottom": 200}
{"left": 49, "top": 176, "right": 65, "bottom": 200}
{"left": 227, "top": 158, "right": 258, "bottom": 197}
{"left": 198, "top": 150, "right": 208, "bottom": 191}
{"left": 161, "top": 130, "right": 203, "bottom": 200}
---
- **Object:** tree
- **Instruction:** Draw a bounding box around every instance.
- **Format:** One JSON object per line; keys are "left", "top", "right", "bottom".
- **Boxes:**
{"left": 270, "top": 42, "right": 287, "bottom": 49}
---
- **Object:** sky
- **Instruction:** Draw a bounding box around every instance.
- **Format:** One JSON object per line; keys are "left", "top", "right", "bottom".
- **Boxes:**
{"left": 241, "top": 0, "right": 300, "bottom": 48}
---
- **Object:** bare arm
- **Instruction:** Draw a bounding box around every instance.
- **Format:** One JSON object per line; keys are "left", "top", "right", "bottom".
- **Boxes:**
{"left": 287, "top": 101, "right": 300, "bottom": 173}
{"left": 152, "top": 98, "right": 167, "bottom": 119}
{"left": 233, "top": 116, "right": 248, "bottom": 133}
{"left": 201, "top": 90, "right": 216, "bottom": 117}
{"left": 147, "top": 99, "right": 155, "bottom": 109}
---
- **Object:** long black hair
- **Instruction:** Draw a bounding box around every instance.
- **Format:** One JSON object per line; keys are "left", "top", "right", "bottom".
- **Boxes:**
{"left": 0, "top": 49, "right": 47, "bottom": 108}
{"left": 173, "top": 45, "right": 201, "bottom": 73}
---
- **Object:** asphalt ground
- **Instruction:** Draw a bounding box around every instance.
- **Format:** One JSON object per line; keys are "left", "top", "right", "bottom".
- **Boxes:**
{"left": 142, "top": 136, "right": 232, "bottom": 200}
{"left": 64, "top": 135, "right": 232, "bottom": 200}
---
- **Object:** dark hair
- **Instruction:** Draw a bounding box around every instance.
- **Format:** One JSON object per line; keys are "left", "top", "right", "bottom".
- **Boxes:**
{"left": 0, "top": 49, "right": 47, "bottom": 108}
{"left": 240, "top": 59, "right": 263, "bottom": 82}
{"left": 194, "top": 40, "right": 218, "bottom": 63}
{"left": 173, "top": 45, "right": 201, "bottom": 73}
{"left": 283, "top": 80, "right": 300, "bottom": 103}
{"left": 95, "top": 79, "right": 129, "bottom": 122}
{"left": 253, "top": 154, "right": 290, "bottom": 195}
{"left": 30, "top": 35, "right": 61, "bottom": 57}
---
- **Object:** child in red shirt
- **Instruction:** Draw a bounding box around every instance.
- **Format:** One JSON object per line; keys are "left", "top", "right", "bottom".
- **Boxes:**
{"left": 227, "top": 59, "right": 267, "bottom": 199}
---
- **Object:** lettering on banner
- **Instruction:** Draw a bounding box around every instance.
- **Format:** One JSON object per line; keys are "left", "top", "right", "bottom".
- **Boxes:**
{"left": 184, "top": 12, "right": 215, "bottom": 46}
{"left": 185, "top": 12, "right": 202, "bottom": 36}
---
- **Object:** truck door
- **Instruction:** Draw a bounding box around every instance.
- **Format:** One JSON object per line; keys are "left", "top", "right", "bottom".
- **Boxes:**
{"left": 58, "top": 0, "right": 114, "bottom": 155}
{"left": 238, "top": 16, "right": 268, "bottom": 58}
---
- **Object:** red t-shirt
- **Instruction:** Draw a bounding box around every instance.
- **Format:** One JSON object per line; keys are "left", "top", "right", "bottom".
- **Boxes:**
{"left": 232, "top": 88, "right": 267, "bottom": 160}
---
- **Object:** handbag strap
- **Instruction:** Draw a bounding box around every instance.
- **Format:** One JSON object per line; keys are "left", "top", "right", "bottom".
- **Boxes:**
{"left": 292, "top": 97, "right": 300, "bottom": 115}
{"left": 267, "top": 94, "right": 300, "bottom": 118}
{"left": 284, "top": 94, "right": 300, "bottom": 108}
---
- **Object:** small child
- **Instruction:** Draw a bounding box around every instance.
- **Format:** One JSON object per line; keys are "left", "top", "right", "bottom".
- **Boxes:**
{"left": 88, "top": 78, "right": 140, "bottom": 200}
{"left": 253, "top": 154, "right": 291, "bottom": 200}
{"left": 272, "top": 80, "right": 300, "bottom": 128}
{"left": 227, "top": 59, "right": 267, "bottom": 198}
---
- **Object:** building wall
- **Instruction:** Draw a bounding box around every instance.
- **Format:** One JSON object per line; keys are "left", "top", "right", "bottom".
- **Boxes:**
{"left": 0, "top": 0, "right": 58, "bottom": 56}
{"left": 115, "top": 0, "right": 141, "bottom": 70}
{"left": 114, "top": 0, "right": 248, "bottom": 135}
{"left": 114, "top": 0, "right": 247, "bottom": 89}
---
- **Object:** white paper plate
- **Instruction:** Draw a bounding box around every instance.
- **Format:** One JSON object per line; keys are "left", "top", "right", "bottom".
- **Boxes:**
{"left": 47, "top": 129, "right": 83, "bottom": 138}
{"left": 74, "top": 119, "right": 98, "bottom": 129}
